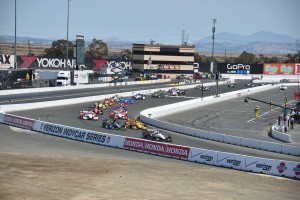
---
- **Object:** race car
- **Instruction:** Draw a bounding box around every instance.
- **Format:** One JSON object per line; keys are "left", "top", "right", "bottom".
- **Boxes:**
{"left": 203, "top": 86, "right": 213, "bottom": 91}
{"left": 133, "top": 93, "right": 146, "bottom": 100}
{"left": 142, "top": 129, "right": 172, "bottom": 142}
{"left": 245, "top": 83, "right": 255, "bottom": 87}
{"left": 194, "top": 85, "right": 203, "bottom": 90}
{"left": 111, "top": 94, "right": 123, "bottom": 102}
{"left": 228, "top": 83, "right": 237, "bottom": 88}
{"left": 110, "top": 110, "right": 128, "bottom": 120}
{"left": 152, "top": 90, "right": 165, "bottom": 98}
{"left": 102, "top": 98, "right": 114, "bottom": 106}
{"left": 102, "top": 119, "right": 126, "bottom": 130}
{"left": 94, "top": 102, "right": 108, "bottom": 109}
{"left": 120, "top": 97, "right": 134, "bottom": 104}
{"left": 79, "top": 111, "right": 98, "bottom": 120}
{"left": 113, "top": 102, "right": 128, "bottom": 110}
{"left": 125, "top": 119, "right": 148, "bottom": 130}
{"left": 88, "top": 106, "right": 103, "bottom": 115}
{"left": 177, "top": 89, "right": 188, "bottom": 95}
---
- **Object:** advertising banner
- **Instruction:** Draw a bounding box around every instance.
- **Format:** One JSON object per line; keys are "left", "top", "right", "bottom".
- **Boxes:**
{"left": 0, "top": 54, "right": 14, "bottom": 69}
{"left": 189, "top": 148, "right": 216, "bottom": 165}
{"left": 296, "top": 63, "right": 300, "bottom": 75}
{"left": 0, "top": 54, "right": 133, "bottom": 73}
{"left": 217, "top": 63, "right": 263, "bottom": 74}
{"left": 272, "top": 161, "right": 300, "bottom": 179}
{"left": 37, "top": 121, "right": 111, "bottom": 145}
{"left": 263, "top": 63, "right": 295, "bottom": 75}
{"left": 242, "top": 156, "right": 275, "bottom": 175}
{"left": 214, "top": 152, "right": 244, "bottom": 170}
{"left": 2, "top": 114, "right": 34, "bottom": 129}
{"left": 123, "top": 137, "right": 190, "bottom": 159}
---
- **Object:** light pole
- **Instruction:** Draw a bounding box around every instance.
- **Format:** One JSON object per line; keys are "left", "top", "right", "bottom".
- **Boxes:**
{"left": 14, "top": 0, "right": 17, "bottom": 69}
{"left": 211, "top": 18, "right": 218, "bottom": 97}
{"left": 66, "top": 0, "right": 70, "bottom": 71}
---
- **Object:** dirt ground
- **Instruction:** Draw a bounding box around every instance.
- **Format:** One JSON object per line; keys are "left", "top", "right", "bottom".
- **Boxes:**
{"left": 0, "top": 152, "right": 299, "bottom": 200}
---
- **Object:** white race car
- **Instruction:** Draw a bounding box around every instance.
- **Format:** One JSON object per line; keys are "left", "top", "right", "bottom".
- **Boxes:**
{"left": 142, "top": 129, "right": 172, "bottom": 142}
{"left": 79, "top": 111, "right": 99, "bottom": 120}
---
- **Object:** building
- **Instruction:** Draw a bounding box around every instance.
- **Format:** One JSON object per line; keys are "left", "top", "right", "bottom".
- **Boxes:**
{"left": 132, "top": 43, "right": 195, "bottom": 78}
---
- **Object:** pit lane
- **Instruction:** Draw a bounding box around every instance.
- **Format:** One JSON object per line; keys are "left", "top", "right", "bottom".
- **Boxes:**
{"left": 8, "top": 81, "right": 300, "bottom": 162}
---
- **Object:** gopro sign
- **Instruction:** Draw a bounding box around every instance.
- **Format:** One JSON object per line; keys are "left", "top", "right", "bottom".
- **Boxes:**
{"left": 227, "top": 64, "right": 251, "bottom": 70}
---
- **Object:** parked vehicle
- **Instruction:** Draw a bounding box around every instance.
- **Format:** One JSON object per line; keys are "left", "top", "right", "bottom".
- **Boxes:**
{"left": 56, "top": 70, "right": 92, "bottom": 86}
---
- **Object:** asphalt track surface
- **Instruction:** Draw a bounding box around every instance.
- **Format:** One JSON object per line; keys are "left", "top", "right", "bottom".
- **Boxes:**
{"left": 5, "top": 81, "right": 300, "bottom": 162}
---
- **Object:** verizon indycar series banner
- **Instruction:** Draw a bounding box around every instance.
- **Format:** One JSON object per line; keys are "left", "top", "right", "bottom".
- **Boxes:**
{"left": 37, "top": 121, "right": 112, "bottom": 146}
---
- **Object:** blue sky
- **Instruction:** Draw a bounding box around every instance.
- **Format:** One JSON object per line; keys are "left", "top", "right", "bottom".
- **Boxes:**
{"left": 1, "top": 0, "right": 299, "bottom": 44}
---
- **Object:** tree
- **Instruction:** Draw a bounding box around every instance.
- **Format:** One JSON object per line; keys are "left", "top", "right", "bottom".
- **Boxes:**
{"left": 236, "top": 51, "right": 256, "bottom": 63}
{"left": 194, "top": 53, "right": 202, "bottom": 62}
{"left": 86, "top": 38, "right": 108, "bottom": 59}
{"left": 285, "top": 51, "right": 300, "bottom": 63}
{"left": 44, "top": 40, "right": 74, "bottom": 59}
{"left": 120, "top": 49, "right": 132, "bottom": 60}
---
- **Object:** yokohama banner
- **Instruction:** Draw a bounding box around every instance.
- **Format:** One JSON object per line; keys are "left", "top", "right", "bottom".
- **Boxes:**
{"left": 263, "top": 63, "right": 295, "bottom": 75}
{"left": 123, "top": 137, "right": 190, "bottom": 159}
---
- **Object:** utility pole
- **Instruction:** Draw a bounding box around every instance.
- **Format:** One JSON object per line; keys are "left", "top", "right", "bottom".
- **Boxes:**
{"left": 14, "top": 0, "right": 17, "bottom": 69}
{"left": 66, "top": 0, "right": 70, "bottom": 71}
{"left": 28, "top": 39, "right": 31, "bottom": 55}
{"left": 211, "top": 18, "right": 218, "bottom": 97}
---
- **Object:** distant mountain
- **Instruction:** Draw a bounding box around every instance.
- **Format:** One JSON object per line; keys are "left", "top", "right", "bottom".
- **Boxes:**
{"left": 195, "top": 31, "right": 297, "bottom": 43}
{"left": 193, "top": 31, "right": 298, "bottom": 54}
{"left": 1, "top": 31, "right": 299, "bottom": 54}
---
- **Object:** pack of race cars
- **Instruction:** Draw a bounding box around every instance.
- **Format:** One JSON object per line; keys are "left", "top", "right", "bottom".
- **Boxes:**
{"left": 77, "top": 92, "right": 175, "bottom": 142}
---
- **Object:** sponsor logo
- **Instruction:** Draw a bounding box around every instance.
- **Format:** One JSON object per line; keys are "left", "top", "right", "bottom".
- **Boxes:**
{"left": 36, "top": 58, "right": 85, "bottom": 69}
{"left": 123, "top": 138, "right": 190, "bottom": 159}
{"left": 264, "top": 65, "right": 278, "bottom": 74}
{"left": 256, "top": 163, "right": 272, "bottom": 171}
{"left": 20, "top": 56, "right": 36, "bottom": 68}
{"left": 227, "top": 159, "right": 241, "bottom": 166}
{"left": 227, "top": 64, "right": 250, "bottom": 70}
{"left": 0, "top": 54, "right": 12, "bottom": 64}
{"left": 280, "top": 65, "right": 293, "bottom": 74}
{"left": 3, "top": 114, "right": 34, "bottom": 129}
{"left": 200, "top": 155, "right": 213, "bottom": 162}
{"left": 277, "top": 162, "right": 287, "bottom": 173}
{"left": 293, "top": 164, "right": 300, "bottom": 176}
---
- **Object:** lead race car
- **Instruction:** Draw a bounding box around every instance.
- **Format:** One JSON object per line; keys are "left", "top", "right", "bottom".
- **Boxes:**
{"left": 142, "top": 129, "right": 172, "bottom": 142}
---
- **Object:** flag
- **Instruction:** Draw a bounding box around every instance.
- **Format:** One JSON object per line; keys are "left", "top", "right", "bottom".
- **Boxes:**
{"left": 147, "top": 57, "right": 152, "bottom": 65}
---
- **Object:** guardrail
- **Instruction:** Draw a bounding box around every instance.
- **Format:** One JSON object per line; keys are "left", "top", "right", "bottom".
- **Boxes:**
{"left": 0, "top": 112, "right": 299, "bottom": 179}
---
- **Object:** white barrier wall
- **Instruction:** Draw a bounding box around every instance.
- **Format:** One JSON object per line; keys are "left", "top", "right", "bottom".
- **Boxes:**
{"left": 271, "top": 126, "right": 292, "bottom": 143}
{"left": 0, "top": 79, "right": 172, "bottom": 95}
{"left": 0, "top": 112, "right": 299, "bottom": 179}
